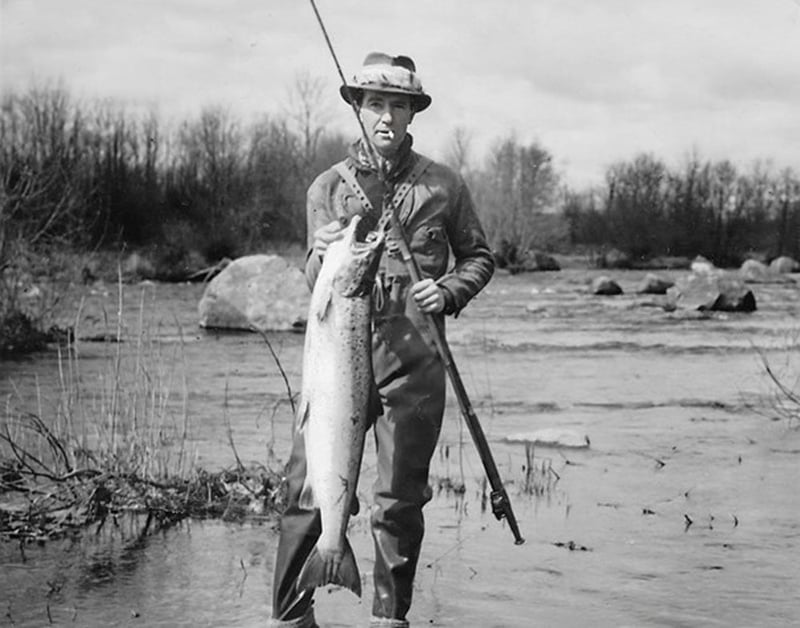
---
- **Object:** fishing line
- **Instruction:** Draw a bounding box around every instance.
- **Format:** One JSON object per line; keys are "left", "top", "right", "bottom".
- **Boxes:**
{"left": 308, "top": 0, "right": 382, "bottom": 175}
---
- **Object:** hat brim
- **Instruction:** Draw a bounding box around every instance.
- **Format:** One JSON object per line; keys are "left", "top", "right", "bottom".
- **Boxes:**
{"left": 339, "top": 85, "right": 431, "bottom": 113}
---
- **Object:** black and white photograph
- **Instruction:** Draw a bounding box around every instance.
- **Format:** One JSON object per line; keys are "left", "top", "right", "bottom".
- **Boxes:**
{"left": 2, "top": 2, "right": 799, "bottom": 626}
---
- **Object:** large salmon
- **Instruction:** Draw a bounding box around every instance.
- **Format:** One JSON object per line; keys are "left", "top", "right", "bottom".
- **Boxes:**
{"left": 295, "top": 214, "right": 384, "bottom": 597}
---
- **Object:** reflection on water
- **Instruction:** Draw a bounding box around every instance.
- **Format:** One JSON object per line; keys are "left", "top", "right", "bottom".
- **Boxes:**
{"left": 1, "top": 270, "right": 799, "bottom": 626}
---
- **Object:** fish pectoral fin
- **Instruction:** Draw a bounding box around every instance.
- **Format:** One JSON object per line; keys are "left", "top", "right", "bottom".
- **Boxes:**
{"left": 312, "top": 288, "right": 333, "bottom": 322}
{"left": 298, "top": 479, "right": 315, "bottom": 510}
{"left": 296, "top": 539, "right": 361, "bottom": 598}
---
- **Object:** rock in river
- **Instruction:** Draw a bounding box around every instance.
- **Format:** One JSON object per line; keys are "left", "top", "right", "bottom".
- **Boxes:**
{"left": 636, "top": 273, "right": 674, "bottom": 295}
{"left": 769, "top": 255, "right": 799, "bottom": 274}
{"left": 739, "top": 258, "right": 796, "bottom": 284}
{"left": 666, "top": 272, "right": 756, "bottom": 312}
{"left": 591, "top": 275, "right": 623, "bottom": 295}
{"left": 198, "top": 255, "right": 309, "bottom": 332}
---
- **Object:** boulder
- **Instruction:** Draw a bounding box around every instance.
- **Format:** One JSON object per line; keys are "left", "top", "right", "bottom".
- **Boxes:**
{"left": 198, "top": 254, "right": 309, "bottom": 332}
{"left": 503, "top": 428, "right": 590, "bottom": 449}
{"left": 504, "top": 249, "right": 561, "bottom": 273}
{"left": 531, "top": 252, "right": 561, "bottom": 271}
{"left": 770, "top": 255, "right": 799, "bottom": 274}
{"left": 690, "top": 255, "right": 716, "bottom": 275}
{"left": 740, "top": 259, "right": 771, "bottom": 282}
{"left": 666, "top": 272, "right": 756, "bottom": 312}
{"left": 591, "top": 275, "right": 623, "bottom": 296}
{"left": 740, "top": 258, "right": 796, "bottom": 284}
{"left": 636, "top": 273, "right": 674, "bottom": 295}
{"left": 710, "top": 284, "right": 757, "bottom": 311}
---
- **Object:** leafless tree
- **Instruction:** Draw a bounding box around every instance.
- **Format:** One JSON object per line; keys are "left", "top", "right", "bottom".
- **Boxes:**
{"left": 285, "top": 72, "right": 332, "bottom": 173}
{"left": 475, "top": 136, "right": 559, "bottom": 252}
{"left": 444, "top": 126, "right": 473, "bottom": 177}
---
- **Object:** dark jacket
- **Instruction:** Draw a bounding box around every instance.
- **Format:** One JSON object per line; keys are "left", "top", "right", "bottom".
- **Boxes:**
{"left": 304, "top": 148, "right": 494, "bottom": 316}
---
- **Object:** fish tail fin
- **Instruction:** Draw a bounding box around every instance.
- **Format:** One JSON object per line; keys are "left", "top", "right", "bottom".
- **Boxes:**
{"left": 296, "top": 538, "right": 361, "bottom": 597}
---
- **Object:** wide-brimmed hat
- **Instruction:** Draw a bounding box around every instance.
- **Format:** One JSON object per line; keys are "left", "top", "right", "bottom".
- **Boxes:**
{"left": 339, "top": 52, "right": 432, "bottom": 112}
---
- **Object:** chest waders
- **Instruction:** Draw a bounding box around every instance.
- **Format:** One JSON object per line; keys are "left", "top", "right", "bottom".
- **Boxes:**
{"left": 270, "top": 158, "right": 443, "bottom": 628}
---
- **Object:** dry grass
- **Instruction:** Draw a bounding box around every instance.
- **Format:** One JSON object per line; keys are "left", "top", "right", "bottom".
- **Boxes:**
{"left": 753, "top": 331, "right": 800, "bottom": 429}
{"left": 1, "top": 282, "right": 286, "bottom": 543}
{"left": 521, "top": 443, "right": 560, "bottom": 497}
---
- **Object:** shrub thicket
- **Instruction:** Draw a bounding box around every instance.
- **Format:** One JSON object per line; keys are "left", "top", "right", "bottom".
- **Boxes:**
{"left": 2, "top": 83, "right": 799, "bottom": 354}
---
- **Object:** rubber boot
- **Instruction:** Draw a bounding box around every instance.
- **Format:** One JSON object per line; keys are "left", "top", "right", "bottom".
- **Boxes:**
{"left": 267, "top": 604, "right": 318, "bottom": 627}
{"left": 369, "top": 616, "right": 410, "bottom": 627}
{"left": 271, "top": 429, "right": 321, "bottom": 623}
{"left": 369, "top": 301, "right": 445, "bottom": 625}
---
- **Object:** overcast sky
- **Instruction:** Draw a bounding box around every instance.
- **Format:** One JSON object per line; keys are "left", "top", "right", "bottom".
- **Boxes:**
{"left": 2, "top": 0, "right": 799, "bottom": 187}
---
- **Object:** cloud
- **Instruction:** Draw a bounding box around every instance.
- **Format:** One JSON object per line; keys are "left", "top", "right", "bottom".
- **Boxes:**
{"left": 2, "top": 0, "right": 799, "bottom": 187}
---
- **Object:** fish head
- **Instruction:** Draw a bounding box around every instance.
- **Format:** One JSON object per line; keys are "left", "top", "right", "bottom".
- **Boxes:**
{"left": 332, "top": 215, "right": 385, "bottom": 298}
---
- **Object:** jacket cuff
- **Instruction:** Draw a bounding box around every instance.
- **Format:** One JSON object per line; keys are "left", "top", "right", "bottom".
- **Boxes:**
{"left": 438, "top": 283, "right": 460, "bottom": 317}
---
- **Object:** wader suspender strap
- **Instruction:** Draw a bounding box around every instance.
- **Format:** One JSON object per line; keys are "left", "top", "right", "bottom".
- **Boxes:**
{"left": 332, "top": 155, "right": 433, "bottom": 224}
{"left": 333, "top": 162, "right": 375, "bottom": 213}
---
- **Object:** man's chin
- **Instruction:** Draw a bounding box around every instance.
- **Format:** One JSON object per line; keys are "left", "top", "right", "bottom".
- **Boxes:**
{"left": 372, "top": 138, "right": 400, "bottom": 156}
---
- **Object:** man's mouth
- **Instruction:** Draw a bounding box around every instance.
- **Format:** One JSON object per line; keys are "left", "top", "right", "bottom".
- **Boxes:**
{"left": 375, "top": 129, "right": 395, "bottom": 140}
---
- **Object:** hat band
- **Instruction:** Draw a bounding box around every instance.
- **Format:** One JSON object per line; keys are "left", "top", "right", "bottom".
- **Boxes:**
{"left": 353, "top": 65, "right": 424, "bottom": 94}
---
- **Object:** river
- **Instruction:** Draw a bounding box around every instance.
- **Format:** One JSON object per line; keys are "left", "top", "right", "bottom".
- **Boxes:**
{"left": 1, "top": 268, "right": 799, "bottom": 627}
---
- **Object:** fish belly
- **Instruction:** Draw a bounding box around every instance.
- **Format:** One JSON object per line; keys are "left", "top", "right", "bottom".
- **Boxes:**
{"left": 301, "top": 298, "right": 371, "bottom": 553}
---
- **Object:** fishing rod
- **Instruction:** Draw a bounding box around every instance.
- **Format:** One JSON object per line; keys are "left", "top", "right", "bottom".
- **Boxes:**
{"left": 309, "top": 0, "right": 524, "bottom": 546}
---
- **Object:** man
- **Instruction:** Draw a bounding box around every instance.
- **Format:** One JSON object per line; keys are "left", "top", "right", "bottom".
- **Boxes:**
{"left": 270, "top": 52, "right": 495, "bottom": 628}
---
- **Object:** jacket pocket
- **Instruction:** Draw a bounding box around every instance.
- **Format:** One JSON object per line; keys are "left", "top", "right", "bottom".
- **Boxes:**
{"left": 412, "top": 225, "right": 449, "bottom": 276}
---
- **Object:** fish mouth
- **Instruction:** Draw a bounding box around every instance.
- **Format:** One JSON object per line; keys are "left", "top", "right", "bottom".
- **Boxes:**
{"left": 335, "top": 215, "right": 385, "bottom": 298}
{"left": 349, "top": 215, "right": 384, "bottom": 252}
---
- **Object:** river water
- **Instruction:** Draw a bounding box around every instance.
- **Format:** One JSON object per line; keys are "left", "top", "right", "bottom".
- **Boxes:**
{"left": 1, "top": 268, "right": 799, "bottom": 627}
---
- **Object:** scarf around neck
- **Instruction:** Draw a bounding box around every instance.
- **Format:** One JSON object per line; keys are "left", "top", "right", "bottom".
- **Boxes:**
{"left": 347, "top": 134, "right": 415, "bottom": 184}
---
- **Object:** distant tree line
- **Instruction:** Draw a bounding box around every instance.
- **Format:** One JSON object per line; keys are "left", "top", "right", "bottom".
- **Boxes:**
{"left": 562, "top": 154, "right": 800, "bottom": 267}
{"left": 1, "top": 81, "right": 348, "bottom": 271}
{"left": 437, "top": 130, "right": 800, "bottom": 270}
{"left": 2, "top": 83, "right": 799, "bottom": 272}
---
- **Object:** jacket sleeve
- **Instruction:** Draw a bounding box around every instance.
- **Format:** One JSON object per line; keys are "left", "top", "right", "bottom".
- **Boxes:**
{"left": 437, "top": 178, "right": 495, "bottom": 316}
{"left": 304, "top": 173, "right": 338, "bottom": 291}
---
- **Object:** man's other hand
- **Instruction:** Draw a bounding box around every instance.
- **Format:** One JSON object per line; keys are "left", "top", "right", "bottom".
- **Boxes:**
{"left": 313, "top": 220, "right": 345, "bottom": 258}
{"left": 411, "top": 278, "right": 445, "bottom": 313}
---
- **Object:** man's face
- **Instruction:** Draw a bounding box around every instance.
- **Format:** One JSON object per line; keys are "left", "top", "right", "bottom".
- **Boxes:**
{"left": 359, "top": 89, "right": 414, "bottom": 156}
